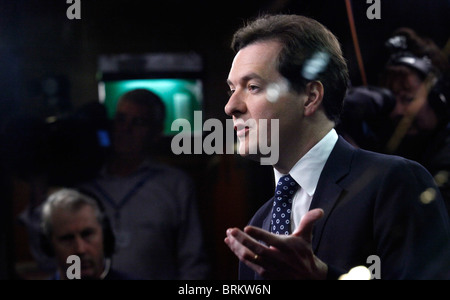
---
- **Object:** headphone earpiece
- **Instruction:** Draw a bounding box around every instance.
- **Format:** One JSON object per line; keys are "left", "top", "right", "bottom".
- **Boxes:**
{"left": 78, "top": 188, "right": 116, "bottom": 258}
{"left": 40, "top": 231, "right": 54, "bottom": 258}
{"left": 428, "top": 77, "right": 450, "bottom": 120}
{"left": 387, "top": 52, "right": 435, "bottom": 79}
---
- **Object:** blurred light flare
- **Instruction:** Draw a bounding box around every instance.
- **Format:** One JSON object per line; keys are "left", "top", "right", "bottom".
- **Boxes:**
{"left": 265, "top": 50, "right": 330, "bottom": 103}
{"left": 338, "top": 266, "right": 372, "bottom": 280}
{"left": 434, "top": 170, "right": 449, "bottom": 187}
{"left": 420, "top": 187, "right": 436, "bottom": 205}
{"left": 302, "top": 51, "right": 330, "bottom": 81}
{"left": 266, "top": 78, "right": 289, "bottom": 103}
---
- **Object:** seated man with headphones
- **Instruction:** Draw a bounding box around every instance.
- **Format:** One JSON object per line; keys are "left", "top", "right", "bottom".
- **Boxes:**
{"left": 40, "top": 188, "right": 137, "bottom": 280}
{"left": 338, "top": 27, "right": 450, "bottom": 216}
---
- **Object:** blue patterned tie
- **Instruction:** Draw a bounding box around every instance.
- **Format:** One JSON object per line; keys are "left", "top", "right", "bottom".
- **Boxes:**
{"left": 271, "top": 174, "right": 299, "bottom": 235}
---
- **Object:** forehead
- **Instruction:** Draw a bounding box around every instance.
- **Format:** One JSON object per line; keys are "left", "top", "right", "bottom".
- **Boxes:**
{"left": 228, "top": 40, "right": 283, "bottom": 84}
{"left": 116, "top": 100, "right": 150, "bottom": 116}
{"left": 51, "top": 205, "right": 100, "bottom": 235}
{"left": 387, "top": 68, "right": 422, "bottom": 93}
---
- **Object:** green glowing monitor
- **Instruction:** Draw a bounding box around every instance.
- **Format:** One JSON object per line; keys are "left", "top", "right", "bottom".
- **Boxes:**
{"left": 98, "top": 78, "right": 203, "bottom": 136}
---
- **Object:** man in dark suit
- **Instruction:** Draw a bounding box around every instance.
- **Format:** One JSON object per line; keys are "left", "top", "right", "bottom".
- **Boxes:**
{"left": 224, "top": 14, "right": 450, "bottom": 280}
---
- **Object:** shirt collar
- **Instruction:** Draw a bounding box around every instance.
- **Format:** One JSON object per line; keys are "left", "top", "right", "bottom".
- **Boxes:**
{"left": 274, "top": 129, "right": 338, "bottom": 196}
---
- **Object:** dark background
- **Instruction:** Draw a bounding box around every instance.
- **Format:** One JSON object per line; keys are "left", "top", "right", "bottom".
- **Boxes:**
{"left": 1, "top": 0, "right": 449, "bottom": 280}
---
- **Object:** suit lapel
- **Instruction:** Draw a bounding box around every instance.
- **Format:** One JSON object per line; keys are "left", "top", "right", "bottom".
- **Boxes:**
{"left": 309, "top": 137, "right": 354, "bottom": 251}
{"left": 262, "top": 197, "right": 274, "bottom": 231}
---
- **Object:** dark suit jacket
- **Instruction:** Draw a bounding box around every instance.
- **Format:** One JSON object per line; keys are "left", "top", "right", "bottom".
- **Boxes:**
{"left": 240, "top": 136, "right": 450, "bottom": 280}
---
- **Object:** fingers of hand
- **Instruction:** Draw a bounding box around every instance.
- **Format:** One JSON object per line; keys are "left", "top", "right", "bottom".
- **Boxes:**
{"left": 244, "top": 225, "right": 292, "bottom": 252}
{"left": 293, "top": 208, "right": 324, "bottom": 243}
{"left": 225, "top": 227, "right": 266, "bottom": 264}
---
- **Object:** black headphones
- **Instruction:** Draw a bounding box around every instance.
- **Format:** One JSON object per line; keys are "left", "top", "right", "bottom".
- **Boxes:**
{"left": 385, "top": 35, "right": 435, "bottom": 75}
{"left": 40, "top": 188, "right": 116, "bottom": 259}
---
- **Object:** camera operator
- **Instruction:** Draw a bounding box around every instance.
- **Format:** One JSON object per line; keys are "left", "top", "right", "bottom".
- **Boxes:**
{"left": 338, "top": 27, "right": 450, "bottom": 216}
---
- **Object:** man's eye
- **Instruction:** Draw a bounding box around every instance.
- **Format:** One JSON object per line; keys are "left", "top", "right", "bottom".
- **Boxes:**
{"left": 228, "top": 90, "right": 235, "bottom": 97}
{"left": 58, "top": 235, "right": 74, "bottom": 244}
{"left": 132, "top": 118, "right": 150, "bottom": 127}
{"left": 248, "top": 85, "right": 260, "bottom": 93}
{"left": 115, "top": 114, "right": 126, "bottom": 123}
{"left": 81, "top": 229, "right": 96, "bottom": 241}
{"left": 400, "top": 96, "right": 414, "bottom": 104}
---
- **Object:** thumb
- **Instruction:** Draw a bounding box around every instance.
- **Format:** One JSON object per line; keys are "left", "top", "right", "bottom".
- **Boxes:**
{"left": 292, "top": 208, "right": 324, "bottom": 243}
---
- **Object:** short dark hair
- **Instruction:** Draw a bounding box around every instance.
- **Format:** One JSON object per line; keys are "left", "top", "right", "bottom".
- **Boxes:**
{"left": 231, "top": 14, "right": 349, "bottom": 123}
{"left": 118, "top": 88, "right": 166, "bottom": 134}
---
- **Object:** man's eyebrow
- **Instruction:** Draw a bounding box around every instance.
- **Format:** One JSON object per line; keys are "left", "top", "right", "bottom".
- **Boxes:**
{"left": 227, "top": 72, "right": 264, "bottom": 86}
{"left": 57, "top": 233, "right": 75, "bottom": 240}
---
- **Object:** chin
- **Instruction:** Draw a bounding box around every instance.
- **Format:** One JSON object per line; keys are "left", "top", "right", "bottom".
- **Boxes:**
{"left": 237, "top": 146, "right": 261, "bottom": 163}
{"left": 80, "top": 271, "right": 98, "bottom": 280}
{"left": 237, "top": 137, "right": 258, "bottom": 155}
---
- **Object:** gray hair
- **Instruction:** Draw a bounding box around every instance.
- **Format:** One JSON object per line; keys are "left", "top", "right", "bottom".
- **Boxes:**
{"left": 41, "top": 188, "right": 103, "bottom": 238}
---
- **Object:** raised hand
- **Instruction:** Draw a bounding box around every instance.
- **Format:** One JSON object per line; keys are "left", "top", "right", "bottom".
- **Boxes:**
{"left": 224, "top": 208, "right": 328, "bottom": 279}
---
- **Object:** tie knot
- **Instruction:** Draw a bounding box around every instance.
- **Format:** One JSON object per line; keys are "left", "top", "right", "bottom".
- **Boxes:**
{"left": 275, "top": 174, "right": 299, "bottom": 200}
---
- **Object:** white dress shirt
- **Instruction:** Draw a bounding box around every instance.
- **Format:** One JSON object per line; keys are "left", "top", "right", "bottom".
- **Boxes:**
{"left": 273, "top": 128, "right": 338, "bottom": 232}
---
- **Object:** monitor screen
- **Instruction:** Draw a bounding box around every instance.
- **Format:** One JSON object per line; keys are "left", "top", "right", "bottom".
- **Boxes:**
{"left": 97, "top": 52, "right": 204, "bottom": 137}
{"left": 98, "top": 78, "right": 203, "bottom": 136}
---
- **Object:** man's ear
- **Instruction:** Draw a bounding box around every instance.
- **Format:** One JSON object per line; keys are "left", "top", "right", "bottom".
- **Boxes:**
{"left": 304, "top": 81, "right": 324, "bottom": 116}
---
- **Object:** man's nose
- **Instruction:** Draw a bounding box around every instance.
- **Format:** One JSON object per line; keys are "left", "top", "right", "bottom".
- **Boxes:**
{"left": 73, "top": 236, "right": 88, "bottom": 255}
{"left": 224, "top": 90, "right": 246, "bottom": 117}
{"left": 390, "top": 98, "right": 407, "bottom": 118}
{"left": 115, "top": 118, "right": 133, "bottom": 131}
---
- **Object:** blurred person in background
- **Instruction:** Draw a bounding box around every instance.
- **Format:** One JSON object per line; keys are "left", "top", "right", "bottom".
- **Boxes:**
{"left": 338, "top": 27, "right": 450, "bottom": 216}
{"left": 79, "top": 89, "right": 211, "bottom": 279}
{"left": 40, "top": 188, "right": 136, "bottom": 280}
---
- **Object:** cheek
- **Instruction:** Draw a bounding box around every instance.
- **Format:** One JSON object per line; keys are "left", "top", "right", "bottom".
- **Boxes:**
{"left": 131, "top": 127, "right": 150, "bottom": 139}
{"left": 249, "top": 99, "right": 282, "bottom": 121}
{"left": 96, "top": 235, "right": 105, "bottom": 251}
{"left": 53, "top": 244, "right": 73, "bottom": 267}
{"left": 249, "top": 94, "right": 302, "bottom": 129}
{"left": 116, "top": 128, "right": 149, "bottom": 143}
{"left": 276, "top": 99, "right": 302, "bottom": 124}
{"left": 415, "top": 105, "right": 437, "bottom": 129}
{"left": 91, "top": 232, "right": 105, "bottom": 253}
